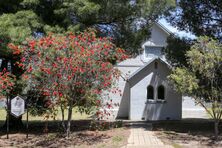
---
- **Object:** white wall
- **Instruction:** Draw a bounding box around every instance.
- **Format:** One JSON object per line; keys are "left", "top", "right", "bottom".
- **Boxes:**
{"left": 106, "top": 66, "right": 141, "bottom": 119}
{"left": 150, "top": 24, "right": 169, "bottom": 47}
{"left": 142, "top": 23, "right": 169, "bottom": 48}
{"left": 129, "top": 60, "right": 182, "bottom": 120}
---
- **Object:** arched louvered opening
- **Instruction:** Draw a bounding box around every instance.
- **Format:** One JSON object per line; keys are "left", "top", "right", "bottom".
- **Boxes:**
{"left": 154, "top": 61, "right": 158, "bottom": 69}
{"left": 147, "top": 85, "right": 154, "bottom": 99}
{"left": 158, "top": 85, "right": 165, "bottom": 100}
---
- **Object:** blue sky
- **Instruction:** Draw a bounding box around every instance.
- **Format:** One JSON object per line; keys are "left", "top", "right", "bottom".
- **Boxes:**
{"left": 159, "top": 18, "right": 196, "bottom": 39}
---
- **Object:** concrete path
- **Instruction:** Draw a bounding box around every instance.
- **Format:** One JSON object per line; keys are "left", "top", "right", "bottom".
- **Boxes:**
{"left": 122, "top": 122, "right": 172, "bottom": 148}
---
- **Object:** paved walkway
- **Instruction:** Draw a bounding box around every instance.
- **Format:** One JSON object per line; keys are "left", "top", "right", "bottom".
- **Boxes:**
{"left": 122, "top": 122, "right": 172, "bottom": 148}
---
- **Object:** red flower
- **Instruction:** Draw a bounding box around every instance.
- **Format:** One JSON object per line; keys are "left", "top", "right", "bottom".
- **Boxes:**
{"left": 27, "top": 66, "right": 33, "bottom": 72}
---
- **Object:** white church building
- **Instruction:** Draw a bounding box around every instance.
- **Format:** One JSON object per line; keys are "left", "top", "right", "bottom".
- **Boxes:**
{"left": 109, "top": 22, "right": 182, "bottom": 121}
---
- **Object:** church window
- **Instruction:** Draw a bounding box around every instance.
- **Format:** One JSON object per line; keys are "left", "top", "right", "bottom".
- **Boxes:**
{"left": 157, "top": 85, "right": 165, "bottom": 100}
{"left": 147, "top": 85, "right": 154, "bottom": 99}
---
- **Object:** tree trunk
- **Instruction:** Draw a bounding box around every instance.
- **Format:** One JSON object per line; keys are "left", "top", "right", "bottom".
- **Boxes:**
{"left": 66, "top": 100, "right": 73, "bottom": 138}
{"left": 61, "top": 105, "right": 66, "bottom": 132}
{"left": 214, "top": 120, "right": 219, "bottom": 139}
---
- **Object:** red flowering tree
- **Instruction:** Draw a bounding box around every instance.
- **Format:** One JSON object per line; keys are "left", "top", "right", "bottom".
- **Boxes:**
{"left": 0, "top": 68, "right": 18, "bottom": 127}
{"left": 9, "top": 30, "right": 127, "bottom": 137}
{"left": 0, "top": 68, "right": 15, "bottom": 97}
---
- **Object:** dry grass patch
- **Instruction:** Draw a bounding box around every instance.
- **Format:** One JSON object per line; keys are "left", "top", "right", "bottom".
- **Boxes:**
{"left": 152, "top": 119, "right": 222, "bottom": 148}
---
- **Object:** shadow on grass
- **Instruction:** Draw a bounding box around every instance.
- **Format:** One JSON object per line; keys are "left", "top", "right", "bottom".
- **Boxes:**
{"left": 152, "top": 118, "right": 219, "bottom": 133}
{"left": 0, "top": 119, "right": 92, "bottom": 136}
{"left": 152, "top": 118, "right": 222, "bottom": 146}
{"left": 0, "top": 119, "right": 126, "bottom": 135}
{"left": 0, "top": 119, "right": 128, "bottom": 147}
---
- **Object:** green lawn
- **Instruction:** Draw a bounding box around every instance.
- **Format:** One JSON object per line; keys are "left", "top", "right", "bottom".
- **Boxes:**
{"left": 0, "top": 108, "right": 92, "bottom": 121}
{"left": 0, "top": 108, "right": 6, "bottom": 120}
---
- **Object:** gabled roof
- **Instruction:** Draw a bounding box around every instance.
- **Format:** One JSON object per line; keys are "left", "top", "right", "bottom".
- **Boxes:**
{"left": 116, "top": 55, "right": 144, "bottom": 67}
{"left": 154, "top": 21, "right": 173, "bottom": 35}
{"left": 127, "top": 57, "right": 171, "bottom": 83}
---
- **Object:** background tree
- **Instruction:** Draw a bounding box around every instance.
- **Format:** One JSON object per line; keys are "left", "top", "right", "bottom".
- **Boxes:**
{"left": 169, "top": 36, "right": 222, "bottom": 139}
{"left": 0, "top": 10, "right": 42, "bottom": 73}
{"left": 164, "top": 35, "right": 193, "bottom": 67}
{"left": 166, "top": 0, "right": 222, "bottom": 40}
{"left": 164, "top": 0, "right": 222, "bottom": 66}
{"left": 0, "top": 0, "right": 175, "bottom": 59}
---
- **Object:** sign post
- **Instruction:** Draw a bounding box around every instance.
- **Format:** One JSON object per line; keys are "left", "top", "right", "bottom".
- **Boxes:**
{"left": 11, "top": 96, "right": 26, "bottom": 138}
{"left": 26, "top": 100, "right": 29, "bottom": 139}
{"left": 6, "top": 95, "right": 9, "bottom": 139}
{"left": 6, "top": 96, "right": 28, "bottom": 139}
